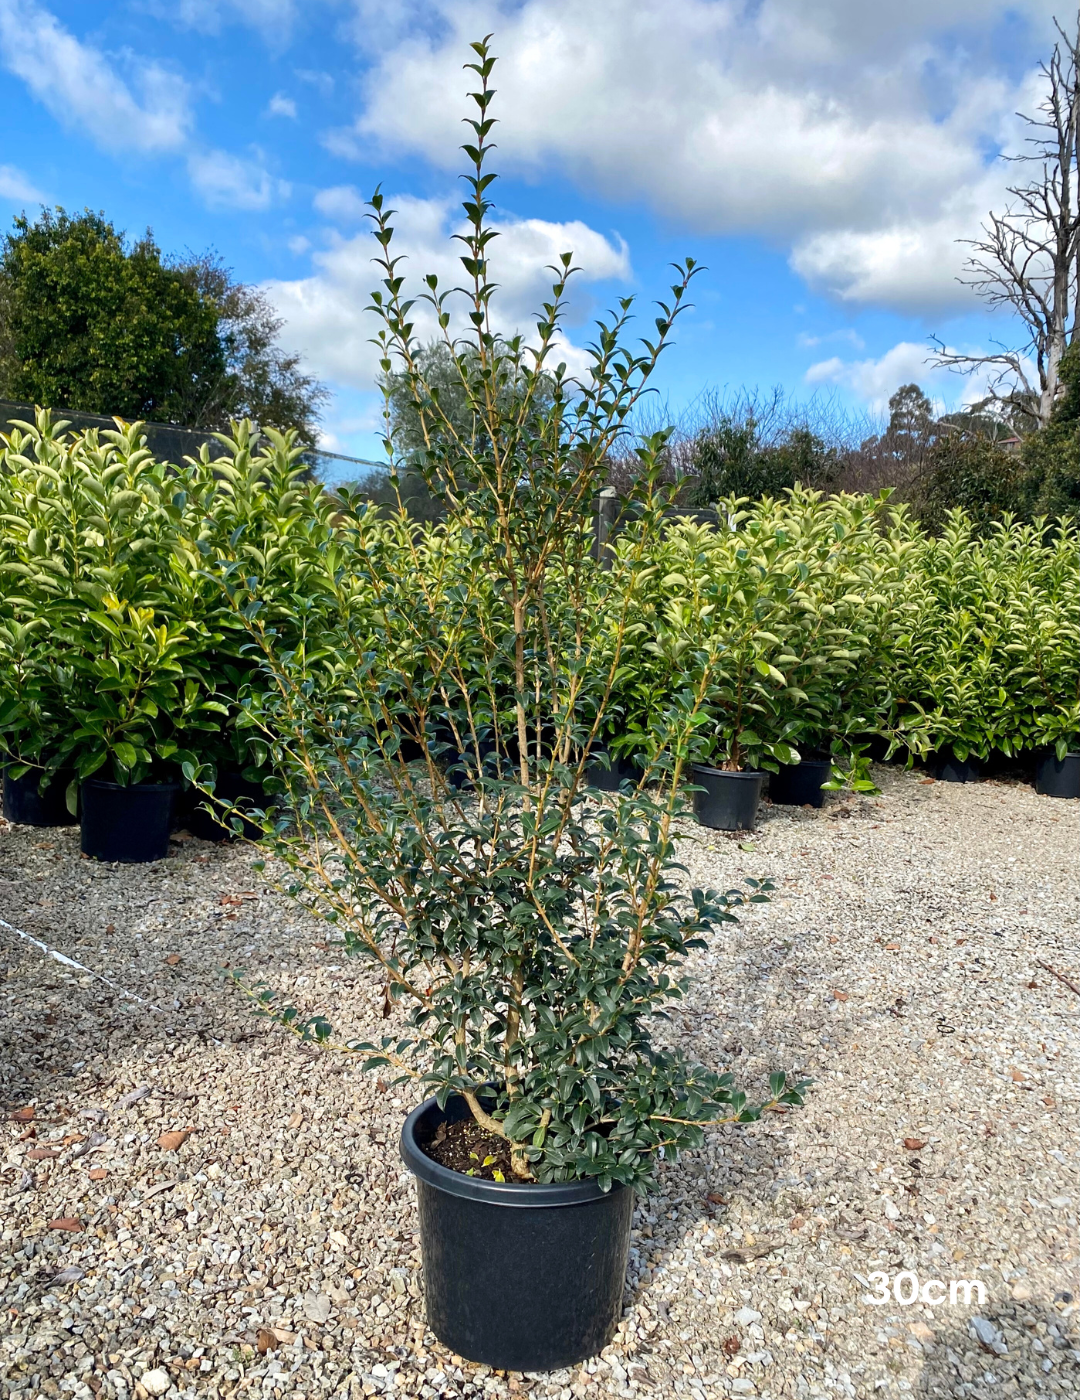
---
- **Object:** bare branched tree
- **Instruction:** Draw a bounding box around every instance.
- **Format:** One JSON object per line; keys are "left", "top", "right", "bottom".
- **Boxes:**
{"left": 932, "top": 12, "right": 1080, "bottom": 430}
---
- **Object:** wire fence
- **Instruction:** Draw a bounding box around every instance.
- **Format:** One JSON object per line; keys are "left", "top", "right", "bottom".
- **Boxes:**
{"left": 0, "top": 401, "right": 384, "bottom": 483}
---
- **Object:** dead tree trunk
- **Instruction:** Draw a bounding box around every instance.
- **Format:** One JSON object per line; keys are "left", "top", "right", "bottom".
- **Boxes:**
{"left": 933, "top": 14, "right": 1080, "bottom": 430}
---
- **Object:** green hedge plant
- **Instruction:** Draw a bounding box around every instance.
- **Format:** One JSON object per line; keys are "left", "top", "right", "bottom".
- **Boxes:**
{"left": 0, "top": 412, "right": 221, "bottom": 792}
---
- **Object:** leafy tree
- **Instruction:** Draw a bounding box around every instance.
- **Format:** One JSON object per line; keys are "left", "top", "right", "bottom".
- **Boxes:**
{"left": 917, "top": 430, "right": 1027, "bottom": 531}
{"left": 176, "top": 254, "right": 327, "bottom": 443}
{"left": 1019, "top": 342, "right": 1080, "bottom": 519}
{"left": 0, "top": 209, "right": 223, "bottom": 424}
{"left": 688, "top": 414, "right": 836, "bottom": 505}
{"left": 0, "top": 209, "right": 325, "bottom": 441}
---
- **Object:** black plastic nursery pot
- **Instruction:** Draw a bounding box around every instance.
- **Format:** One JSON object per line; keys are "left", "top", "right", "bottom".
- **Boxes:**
{"left": 585, "top": 752, "right": 642, "bottom": 792}
{"left": 182, "top": 771, "right": 267, "bottom": 842}
{"left": 929, "top": 751, "right": 981, "bottom": 784}
{"left": 400, "top": 1094, "right": 634, "bottom": 1372}
{"left": 690, "top": 763, "right": 764, "bottom": 831}
{"left": 1035, "top": 750, "right": 1080, "bottom": 799}
{"left": 2, "top": 768, "right": 77, "bottom": 827}
{"left": 81, "top": 780, "right": 179, "bottom": 863}
{"left": 767, "top": 757, "right": 832, "bottom": 808}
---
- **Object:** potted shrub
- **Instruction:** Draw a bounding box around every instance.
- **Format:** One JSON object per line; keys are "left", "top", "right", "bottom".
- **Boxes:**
{"left": 886, "top": 513, "right": 998, "bottom": 782}
{"left": 987, "top": 518, "right": 1079, "bottom": 797}
{"left": 0, "top": 415, "right": 218, "bottom": 858}
{"left": 211, "top": 46, "right": 808, "bottom": 1372}
{"left": 0, "top": 613, "right": 79, "bottom": 825}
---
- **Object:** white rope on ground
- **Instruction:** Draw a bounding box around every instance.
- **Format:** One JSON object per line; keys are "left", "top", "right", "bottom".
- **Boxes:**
{"left": 0, "top": 914, "right": 161, "bottom": 1010}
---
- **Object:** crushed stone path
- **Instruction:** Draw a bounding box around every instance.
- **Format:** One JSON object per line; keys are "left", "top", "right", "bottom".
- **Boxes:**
{"left": 1, "top": 766, "right": 1077, "bottom": 1400}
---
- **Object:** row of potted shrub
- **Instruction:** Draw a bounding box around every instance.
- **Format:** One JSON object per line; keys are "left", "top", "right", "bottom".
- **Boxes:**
{"left": 0, "top": 411, "right": 353, "bottom": 855}
{"left": 596, "top": 491, "right": 1079, "bottom": 826}
{"left": 2, "top": 422, "right": 1077, "bottom": 855}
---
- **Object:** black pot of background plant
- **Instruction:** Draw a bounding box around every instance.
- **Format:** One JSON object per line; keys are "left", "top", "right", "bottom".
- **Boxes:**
{"left": 585, "top": 748, "right": 643, "bottom": 792}
{"left": 182, "top": 770, "right": 267, "bottom": 841}
{"left": 767, "top": 753, "right": 832, "bottom": 808}
{"left": 400, "top": 1093, "right": 633, "bottom": 1371}
{"left": 81, "top": 780, "right": 179, "bottom": 862}
{"left": 929, "top": 749, "right": 981, "bottom": 783}
{"left": 2, "top": 767, "right": 78, "bottom": 826}
{"left": 690, "top": 763, "right": 764, "bottom": 830}
{"left": 854, "top": 732, "right": 891, "bottom": 764}
{"left": 1034, "top": 749, "right": 1080, "bottom": 799}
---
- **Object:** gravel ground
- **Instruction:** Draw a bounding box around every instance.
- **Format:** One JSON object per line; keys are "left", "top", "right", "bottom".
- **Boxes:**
{"left": 1, "top": 766, "right": 1077, "bottom": 1400}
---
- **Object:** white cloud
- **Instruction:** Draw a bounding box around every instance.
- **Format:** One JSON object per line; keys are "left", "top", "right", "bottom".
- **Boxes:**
{"left": 263, "top": 195, "right": 632, "bottom": 390}
{"left": 0, "top": 0, "right": 191, "bottom": 153}
{"left": 170, "top": 0, "right": 295, "bottom": 37}
{"left": 805, "top": 339, "right": 1005, "bottom": 411}
{"left": 0, "top": 163, "right": 46, "bottom": 204}
{"left": 187, "top": 149, "right": 290, "bottom": 210}
{"left": 266, "top": 92, "right": 297, "bottom": 118}
{"left": 796, "top": 328, "right": 865, "bottom": 351}
{"left": 296, "top": 68, "right": 334, "bottom": 95}
{"left": 335, "top": 0, "right": 1060, "bottom": 315}
{"left": 312, "top": 185, "right": 369, "bottom": 222}
{"left": 288, "top": 234, "right": 312, "bottom": 255}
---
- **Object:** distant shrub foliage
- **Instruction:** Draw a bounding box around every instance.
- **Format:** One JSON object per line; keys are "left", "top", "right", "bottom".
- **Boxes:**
{"left": 0, "top": 414, "right": 1075, "bottom": 802}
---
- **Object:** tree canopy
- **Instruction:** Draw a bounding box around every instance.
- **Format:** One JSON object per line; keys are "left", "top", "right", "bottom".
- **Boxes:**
{"left": 0, "top": 208, "right": 326, "bottom": 442}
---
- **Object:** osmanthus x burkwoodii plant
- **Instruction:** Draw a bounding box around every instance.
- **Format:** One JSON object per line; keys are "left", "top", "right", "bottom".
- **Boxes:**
{"left": 212, "top": 40, "right": 809, "bottom": 1191}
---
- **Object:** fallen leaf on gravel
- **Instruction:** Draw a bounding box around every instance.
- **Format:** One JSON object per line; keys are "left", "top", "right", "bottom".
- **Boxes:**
{"left": 118, "top": 1087, "right": 151, "bottom": 1109}
{"left": 157, "top": 1130, "right": 193, "bottom": 1151}
{"left": 11, "top": 1106, "right": 34, "bottom": 1122}
{"left": 904, "top": 1139, "right": 927, "bottom": 1151}
{"left": 789, "top": 1215, "right": 806, "bottom": 1230}
{"left": 303, "top": 1292, "right": 332, "bottom": 1324}
{"left": 48, "top": 1217, "right": 83, "bottom": 1232}
{"left": 721, "top": 1240, "right": 781, "bottom": 1262}
{"left": 165, "top": 954, "right": 180, "bottom": 966}
{"left": 706, "top": 1192, "right": 726, "bottom": 1205}
{"left": 1043, "top": 1097, "right": 1056, "bottom": 1107}
{"left": 272, "top": 1328, "right": 298, "bottom": 1345}
{"left": 87, "top": 1168, "right": 108, "bottom": 1180}
{"left": 832, "top": 990, "right": 849, "bottom": 1001}
{"left": 1010, "top": 1069, "right": 1028, "bottom": 1082}
{"left": 287, "top": 1112, "right": 303, "bottom": 1129}
{"left": 219, "top": 895, "right": 243, "bottom": 907}
{"left": 885, "top": 943, "right": 900, "bottom": 951}
{"left": 51, "top": 1266, "right": 85, "bottom": 1285}
{"left": 17, "top": 1126, "right": 35, "bottom": 1141}
{"left": 722, "top": 1336, "right": 741, "bottom": 1355}
{"left": 920, "top": 778, "right": 935, "bottom": 785}
{"left": 256, "top": 1329, "right": 277, "bottom": 1355}
{"left": 26, "top": 1149, "right": 59, "bottom": 1161}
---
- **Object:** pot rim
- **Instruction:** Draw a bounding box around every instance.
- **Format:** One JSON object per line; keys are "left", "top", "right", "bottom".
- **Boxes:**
{"left": 689, "top": 763, "right": 764, "bottom": 781}
{"left": 400, "top": 1094, "right": 627, "bottom": 1208}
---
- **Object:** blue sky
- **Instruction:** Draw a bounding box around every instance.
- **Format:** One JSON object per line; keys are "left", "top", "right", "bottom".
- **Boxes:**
{"left": 0, "top": 1, "right": 1061, "bottom": 470}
